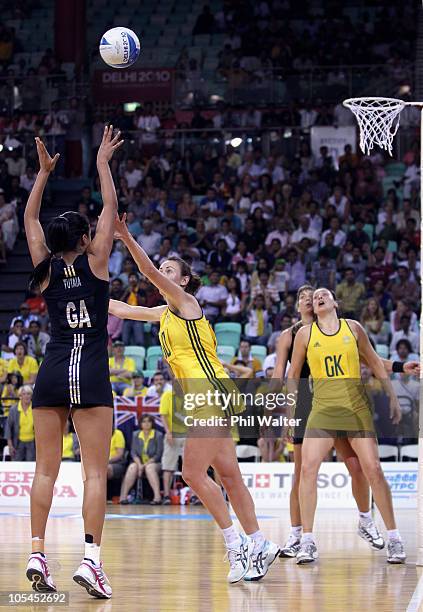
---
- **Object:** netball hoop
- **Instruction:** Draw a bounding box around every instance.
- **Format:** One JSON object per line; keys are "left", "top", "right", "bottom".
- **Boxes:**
{"left": 343, "top": 96, "right": 423, "bottom": 566}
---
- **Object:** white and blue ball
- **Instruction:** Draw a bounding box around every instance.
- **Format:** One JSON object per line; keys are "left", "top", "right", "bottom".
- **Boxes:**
{"left": 99, "top": 27, "right": 140, "bottom": 69}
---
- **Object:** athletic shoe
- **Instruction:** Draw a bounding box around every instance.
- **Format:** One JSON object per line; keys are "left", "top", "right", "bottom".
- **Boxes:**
{"left": 73, "top": 559, "right": 112, "bottom": 599}
{"left": 387, "top": 540, "right": 406, "bottom": 564}
{"left": 279, "top": 534, "right": 301, "bottom": 558}
{"left": 358, "top": 519, "right": 385, "bottom": 550}
{"left": 162, "top": 496, "right": 171, "bottom": 505}
{"left": 26, "top": 553, "right": 57, "bottom": 592}
{"left": 225, "top": 533, "right": 254, "bottom": 584}
{"left": 296, "top": 540, "right": 318, "bottom": 564}
{"left": 244, "top": 540, "right": 280, "bottom": 581}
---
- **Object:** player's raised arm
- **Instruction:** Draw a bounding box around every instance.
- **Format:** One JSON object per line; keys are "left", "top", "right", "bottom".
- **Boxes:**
{"left": 24, "top": 138, "right": 60, "bottom": 267}
{"left": 109, "top": 299, "right": 166, "bottom": 322}
{"left": 89, "top": 125, "right": 124, "bottom": 272}
{"left": 114, "top": 213, "right": 198, "bottom": 311}
{"left": 272, "top": 328, "right": 291, "bottom": 380}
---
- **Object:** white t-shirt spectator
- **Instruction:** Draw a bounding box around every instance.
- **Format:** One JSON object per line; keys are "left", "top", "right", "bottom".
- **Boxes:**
{"left": 391, "top": 378, "right": 419, "bottom": 415}
{"left": 137, "top": 114, "right": 161, "bottom": 143}
{"left": 333, "top": 103, "right": 356, "bottom": 126}
{"left": 6, "top": 156, "right": 26, "bottom": 177}
{"left": 390, "top": 329, "right": 419, "bottom": 355}
{"left": 261, "top": 164, "right": 285, "bottom": 184}
{"left": 124, "top": 167, "right": 143, "bottom": 189}
{"left": 262, "top": 352, "right": 277, "bottom": 372}
{"left": 20, "top": 172, "right": 36, "bottom": 192}
{"left": 328, "top": 194, "right": 349, "bottom": 218}
{"left": 237, "top": 162, "right": 262, "bottom": 180}
{"left": 196, "top": 284, "right": 228, "bottom": 317}
{"left": 225, "top": 294, "right": 241, "bottom": 315}
{"left": 265, "top": 229, "right": 290, "bottom": 249}
{"left": 291, "top": 227, "right": 319, "bottom": 246}
{"left": 320, "top": 228, "right": 347, "bottom": 248}
{"left": 136, "top": 231, "right": 162, "bottom": 256}
{"left": 246, "top": 309, "right": 269, "bottom": 337}
{"left": 299, "top": 108, "right": 318, "bottom": 129}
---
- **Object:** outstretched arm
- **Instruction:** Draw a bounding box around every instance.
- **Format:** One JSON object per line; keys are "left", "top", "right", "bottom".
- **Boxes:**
{"left": 24, "top": 138, "right": 60, "bottom": 266}
{"left": 89, "top": 125, "right": 124, "bottom": 276}
{"left": 109, "top": 299, "right": 167, "bottom": 322}
{"left": 114, "top": 214, "right": 200, "bottom": 316}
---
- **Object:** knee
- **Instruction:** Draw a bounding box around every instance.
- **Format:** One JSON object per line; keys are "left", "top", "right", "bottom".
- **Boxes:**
{"left": 362, "top": 462, "right": 384, "bottom": 484}
{"left": 300, "top": 460, "right": 319, "bottom": 481}
{"left": 182, "top": 464, "right": 203, "bottom": 487}
{"left": 345, "top": 457, "right": 365, "bottom": 479}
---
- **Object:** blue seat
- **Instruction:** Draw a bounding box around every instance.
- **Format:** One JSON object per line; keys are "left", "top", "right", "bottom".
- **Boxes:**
{"left": 216, "top": 345, "right": 236, "bottom": 362}
{"left": 214, "top": 323, "right": 242, "bottom": 351}
{"left": 124, "top": 346, "right": 146, "bottom": 371}
{"left": 146, "top": 346, "right": 163, "bottom": 370}
{"left": 251, "top": 345, "right": 267, "bottom": 366}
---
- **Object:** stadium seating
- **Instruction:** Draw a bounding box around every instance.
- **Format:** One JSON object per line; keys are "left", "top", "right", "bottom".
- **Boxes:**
{"left": 376, "top": 344, "right": 389, "bottom": 359}
{"left": 236, "top": 445, "right": 261, "bottom": 462}
{"left": 378, "top": 444, "right": 399, "bottom": 461}
{"left": 216, "top": 345, "right": 236, "bottom": 362}
{"left": 214, "top": 323, "right": 242, "bottom": 351}
{"left": 251, "top": 345, "right": 267, "bottom": 366}
{"left": 400, "top": 444, "right": 418, "bottom": 461}
{"left": 146, "top": 346, "right": 163, "bottom": 370}
{"left": 124, "top": 346, "right": 146, "bottom": 371}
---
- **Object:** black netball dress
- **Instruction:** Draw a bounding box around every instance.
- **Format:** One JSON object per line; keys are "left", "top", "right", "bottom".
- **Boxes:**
{"left": 32, "top": 252, "right": 113, "bottom": 409}
{"left": 287, "top": 322, "right": 313, "bottom": 444}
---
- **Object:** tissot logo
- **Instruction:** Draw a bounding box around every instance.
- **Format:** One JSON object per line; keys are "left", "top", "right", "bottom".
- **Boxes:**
{"left": 255, "top": 474, "right": 270, "bottom": 488}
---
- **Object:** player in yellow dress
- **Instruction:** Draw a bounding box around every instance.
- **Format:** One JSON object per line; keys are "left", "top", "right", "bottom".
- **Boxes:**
{"left": 109, "top": 213, "right": 280, "bottom": 583}
{"left": 288, "top": 287, "right": 406, "bottom": 565}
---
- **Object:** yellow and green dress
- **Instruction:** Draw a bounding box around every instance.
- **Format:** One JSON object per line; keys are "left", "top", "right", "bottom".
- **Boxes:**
{"left": 305, "top": 319, "right": 374, "bottom": 435}
{"left": 159, "top": 307, "right": 245, "bottom": 421}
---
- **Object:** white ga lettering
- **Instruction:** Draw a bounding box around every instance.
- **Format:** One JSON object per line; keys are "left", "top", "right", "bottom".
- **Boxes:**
{"left": 66, "top": 300, "right": 92, "bottom": 329}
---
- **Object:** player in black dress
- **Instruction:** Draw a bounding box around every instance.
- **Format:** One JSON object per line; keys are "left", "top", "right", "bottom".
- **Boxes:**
{"left": 24, "top": 127, "right": 123, "bottom": 599}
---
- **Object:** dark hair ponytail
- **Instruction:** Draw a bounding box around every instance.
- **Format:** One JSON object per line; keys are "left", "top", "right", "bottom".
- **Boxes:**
{"left": 29, "top": 212, "right": 90, "bottom": 291}
{"left": 167, "top": 256, "right": 202, "bottom": 295}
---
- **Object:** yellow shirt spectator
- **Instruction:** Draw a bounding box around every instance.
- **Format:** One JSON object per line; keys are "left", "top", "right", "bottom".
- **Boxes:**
{"left": 159, "top": 389, "right": 187, "bottom": 435}
{"left": 8, "top": 356, "right": 39, "bottom": 384}
{"left": 0, "top": 358, "right": 8, "bottom": 383}
{"left": 138, "top": 429, "right": 155, "bottom": 464}
{"left": 123, "top": 384, "right": 147, "bottom": 397}
{"left": 62, "top": 433, "right": 74, "bottom": 459}
{"left": 1, "top": 385, "right": 19, "bottom": 417}
{"left": 109, "top": 356, "right": 136, "bottom": 384}
{"left": 18, "top": 400, "right": 34, "bottom": 442}
{"left": 110, "top": 428, "right": 125, "bottom": 460}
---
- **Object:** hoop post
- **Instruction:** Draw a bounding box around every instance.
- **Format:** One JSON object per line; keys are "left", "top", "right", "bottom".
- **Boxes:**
{"left": 417, "top": 107, "right": 423, "bottom": 566}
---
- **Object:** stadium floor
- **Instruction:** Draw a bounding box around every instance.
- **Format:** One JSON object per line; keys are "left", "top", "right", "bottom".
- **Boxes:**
{"left": 0, "top": 506, "right": 420, "bottom": 611}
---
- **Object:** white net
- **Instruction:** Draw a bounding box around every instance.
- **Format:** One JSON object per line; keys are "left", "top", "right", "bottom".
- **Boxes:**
{"left": 343, "top": 97, "right": 406, "bottom": 156}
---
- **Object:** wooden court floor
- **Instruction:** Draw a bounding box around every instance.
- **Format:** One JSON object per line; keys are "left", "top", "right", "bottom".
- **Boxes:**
{"left": 0, "top": 506, "right": 421, "bottom": 612}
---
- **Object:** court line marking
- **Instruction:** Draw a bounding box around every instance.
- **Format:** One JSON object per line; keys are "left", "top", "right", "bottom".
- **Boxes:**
{"left": 407, "top": 572, "right": 423, "bottom": 612}
{"left": 0, "top": 511, "right": 273, "bottom": 520}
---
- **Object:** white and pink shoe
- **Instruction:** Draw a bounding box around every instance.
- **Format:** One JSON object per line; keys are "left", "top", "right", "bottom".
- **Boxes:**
{"left": 73, "top": 559, "right": 112, "bottom": 599}
{"left": 26, "top": 553, "right": 57, "bottom": 592}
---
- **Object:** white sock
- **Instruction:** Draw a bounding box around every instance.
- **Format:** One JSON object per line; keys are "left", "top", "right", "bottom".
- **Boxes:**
{"left": 301, "top": 533, "right": 315, "bottom": 544}
{"left": 387, "top": 529, "right": 401, "bottom": 542}
{"left": 359, "top": 510, "right": 372, "bottom": 522}
{"left": 247, "top": 529, "right": 266, "bottom": 553}
{"left": 84, "top": 543, "right": 101, "bottom": 565}
{"left": 291, "top": 525, "right": 302, "bottom": 537}
{"left": 222, "top": 524, "right": 242, "bottom": 550}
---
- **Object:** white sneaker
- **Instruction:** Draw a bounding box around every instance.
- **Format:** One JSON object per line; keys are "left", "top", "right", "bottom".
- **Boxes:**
{"left": 73, "top": 559, "right": 112, "bottom": 599}
{"left": 358, "top": 519, "right": 385, "bottom": 550}
{"left": 387, "top": 539, "right": 406, "bottom": 564}
{"left": 26, "top": 553, "right": 57, "bottom": 592}
{"left": 296, "top": 540, "right": 318, "bottom": 564}
{"left": 225, "top": 533, "right": 254, "bottom": 584}
{"left": 279, "top": 533, "right": 301, "bottom": 558}
{"left": 244, "top": 540, "right": 280, "bottom": 581}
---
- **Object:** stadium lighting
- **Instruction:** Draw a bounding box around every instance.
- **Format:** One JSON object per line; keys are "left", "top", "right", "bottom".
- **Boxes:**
{"left": 230, "top": 137, "right": 242, "bottom": 147}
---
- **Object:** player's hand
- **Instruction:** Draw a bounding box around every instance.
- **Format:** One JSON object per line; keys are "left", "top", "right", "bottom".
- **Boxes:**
{"left": 35, "top": 137, "right": 60, "bottom": 173}
{"left": 97, "top": 125, "right": 124, "bottom": 164}
{"left": 114, "top": 213, "right": 131, "bottom": 241}
{"left": 404, "top": 361, "right": 420, "bottom": 377}
{"left": 166, "top": 432, "right": 174, "bottom": 445}
{"left": 389, "top": 397, "right": 402, "bottom": 425}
